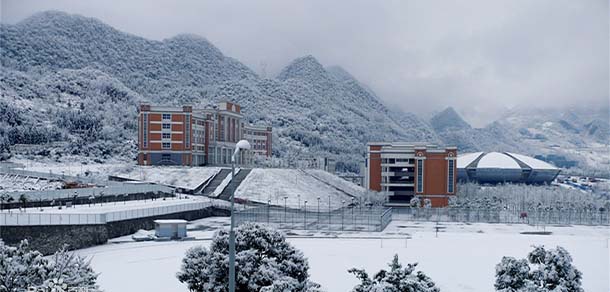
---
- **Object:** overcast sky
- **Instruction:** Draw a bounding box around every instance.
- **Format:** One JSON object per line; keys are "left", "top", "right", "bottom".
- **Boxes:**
{"left": 2, "top": 0, "right": 608, "bottom": 126}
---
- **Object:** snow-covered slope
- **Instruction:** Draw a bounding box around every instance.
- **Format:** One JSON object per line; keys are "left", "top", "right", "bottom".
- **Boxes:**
{"left": 235, "top": 168, "right": 354, "bottom": 208}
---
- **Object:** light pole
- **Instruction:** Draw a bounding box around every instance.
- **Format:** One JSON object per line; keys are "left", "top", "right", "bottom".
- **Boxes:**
{"left": 297, "top": 194, "right": 301, "bottom": 210}
{"left": 229, "top": 140, "right": 250, "bottom": 292}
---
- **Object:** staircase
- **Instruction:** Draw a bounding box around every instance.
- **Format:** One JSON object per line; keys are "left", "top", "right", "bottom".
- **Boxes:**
{"left": 200, "top": 169, "right": 232, "bottom": 196}
{"left": 218, "top": 169, "right": 252, "bottom": 200}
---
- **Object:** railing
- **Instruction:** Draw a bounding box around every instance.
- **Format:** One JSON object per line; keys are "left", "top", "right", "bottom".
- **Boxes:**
{"left": 0, "top": 200, "right": 231, "bottom": 226}
{"left": 391, "top": 207, "right": 610, "bottom": 226}
{"left": 234, "top": 206, "right": 392, "bottom": 232}
{"left": 0, "top": 184, "right": 174, "bottom": 201}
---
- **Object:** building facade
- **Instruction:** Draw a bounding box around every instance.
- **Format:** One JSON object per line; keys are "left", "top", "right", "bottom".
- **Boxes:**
{"left": 364, "top": 142, "right": 457, "bottom": 207}
{"left": 137, "top": 102, "right": 272, "bottom": 166}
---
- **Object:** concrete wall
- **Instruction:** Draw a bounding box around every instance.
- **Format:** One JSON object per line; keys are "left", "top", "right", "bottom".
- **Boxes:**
{"left": 0, "top": 207, "right": 230, "bottom": 255}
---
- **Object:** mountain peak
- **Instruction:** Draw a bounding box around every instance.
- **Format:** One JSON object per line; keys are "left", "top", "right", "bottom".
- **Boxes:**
{"left": 430, "top": 107, "right": 472, "bottom": 132}
{"left": 277, "top": 55, "right": 329, "bottom": 82}
{"left": 18, "top": 10, "right": 107, "bottom": 29}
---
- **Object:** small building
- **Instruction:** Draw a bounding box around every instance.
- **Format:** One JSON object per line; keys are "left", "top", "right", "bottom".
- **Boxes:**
{"left": 364, "top": 142, "right": 457, "bottom": 207}
{"left": 154, "top": 219, "right": 187, "bottom": 239}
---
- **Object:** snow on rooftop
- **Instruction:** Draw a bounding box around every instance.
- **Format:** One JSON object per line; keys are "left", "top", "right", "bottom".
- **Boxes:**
{"left": 154, "top": 219, "right": 187, "bottom": 224}
{"left": 457, "top": 152, "right": 484, "bottom": 168}
{"left": 476, "top": 152, "right": 521, "bottom": 169}
{"left": 506, "top": 152, "right": 558, "bottom": 170}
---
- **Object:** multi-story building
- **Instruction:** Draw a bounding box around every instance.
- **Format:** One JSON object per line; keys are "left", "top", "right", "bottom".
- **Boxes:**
{"left": 364, "top": 142, "right": 457, "bottom": 207}
{"left": 137, "top": 102, "right": 272, "bottom": 166}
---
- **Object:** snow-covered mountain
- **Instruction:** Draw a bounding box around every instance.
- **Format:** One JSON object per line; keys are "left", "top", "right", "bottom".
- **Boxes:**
{"left": 1, "top": 11, "right": 607, "bottom": 174}
{"left": 0, "top": 11, "right": 436, "bottom": 171}
{"left": 431, "top": 105, "right": 610, "bottom": 175}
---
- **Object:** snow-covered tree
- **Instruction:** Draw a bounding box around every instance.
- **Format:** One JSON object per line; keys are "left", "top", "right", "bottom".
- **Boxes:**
{"left": 0, "top": 240, "right": 100, "bottom": 291}
{"left": 349, "top": 254, "right": 439, "bottom": 292}
{"left": 494, "top": 246, "right": 583, "bottom": 291}
{"left": 177, "top": 223, "right": 320, "bottom": 292}
{"left": 409, "top": 196, "right": 421, "bottom": 208}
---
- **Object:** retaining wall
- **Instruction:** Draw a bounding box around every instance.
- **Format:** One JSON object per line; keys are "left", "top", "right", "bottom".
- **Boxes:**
{"left": 0, "top": 207, "right": 230, "bottom": 255}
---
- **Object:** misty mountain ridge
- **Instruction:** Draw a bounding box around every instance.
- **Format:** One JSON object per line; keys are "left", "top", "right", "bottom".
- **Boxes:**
{"left": 0, "top": 11, "right": 607, "bottom": 174}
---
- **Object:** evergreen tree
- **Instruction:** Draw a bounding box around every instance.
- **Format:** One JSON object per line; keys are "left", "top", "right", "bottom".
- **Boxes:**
{"left": 177, "top": 223, "right": 320, "bottom": 292}
{"left": 494, "top": 246, "right": 583, "bottom": 292}
{"left": 0, "top": 240, "right": 100, "bottom": 292}
{"left": 349, "top": 254, "right": 440, "bottom": 292}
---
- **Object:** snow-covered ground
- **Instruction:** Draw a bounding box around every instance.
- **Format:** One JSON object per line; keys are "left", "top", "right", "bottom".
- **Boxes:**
{"left": 113, "top": 166, "right": 221, "bottom": 190}
{"left": 235, "top": 168, "right": 354, "bottom": 208}
{"left": 76, "top": 218, "right": 609, "bottom": 292}
{"left": 9, "top": 157, "right": 129, "bottom": 181}
{"left": 0, "top": 175, "right": 63, "bottom": 192}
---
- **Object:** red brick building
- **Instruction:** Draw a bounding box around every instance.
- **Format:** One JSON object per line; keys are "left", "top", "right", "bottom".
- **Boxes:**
{"left": 138, "top": 102, "right": 272, "bottom": 166}
{"left": 364, "top": 142, "right": 457, "bottom": 207}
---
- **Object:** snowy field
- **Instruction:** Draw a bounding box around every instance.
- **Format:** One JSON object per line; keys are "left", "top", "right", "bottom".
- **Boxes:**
{"left": 76, "top": 218, "right": 609, "bottom": 292}
{"left": 9, "top": 157, "right": 129, "bottom": 181}
{"left": 113, "top": 166, "right": 221, "bottom": 189}
{"left": 235, "top": 168, "right": 354, "bottom": 208}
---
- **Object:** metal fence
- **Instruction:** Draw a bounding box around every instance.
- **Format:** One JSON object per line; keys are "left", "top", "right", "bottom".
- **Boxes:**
{"left": 234, "top": 206, "right": 392, "bottom": 232}
{"left": 391, "top": 207, "right": 610, "bottom": 226}
{"left": 0, "top": 183, "right": 174, "bottom": 201}
{"left": 0, "top": 200, "right": 231, "bottom": 226}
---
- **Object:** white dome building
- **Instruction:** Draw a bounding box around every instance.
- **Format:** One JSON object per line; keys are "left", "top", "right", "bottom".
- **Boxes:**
{"left": 457, "top": 152, "right": 560, "bottom": 184}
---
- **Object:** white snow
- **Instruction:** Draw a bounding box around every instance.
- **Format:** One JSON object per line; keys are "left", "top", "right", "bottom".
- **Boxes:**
{"left": 303, "top": 169, "right": 366, "bottom": 197}
{"left": 154, "top": 219, "right": 188, "bottom": 224}
{"left": 235, "top": 168, "right": 353, "bottom": 208}
{"left": 506, "top": 152, "right": 559, "bottom": 170}
{"left": 457, "top": 152, "right": 484, "bottom": 168}
{"left": 113, "top": 166, "right": 221, "bottom": 189}
{"left": 75, "top": 218, "right": 609, "bottom": 292}
{"left": 0, "top": 175, "right": 63, "bottom": 192}
{"left": 477, "top": 152, "right": 521, "bottom": 169}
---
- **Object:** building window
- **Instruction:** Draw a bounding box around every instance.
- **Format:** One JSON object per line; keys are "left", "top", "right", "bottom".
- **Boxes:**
{"left": 162, "top": 142, "right": 171, "bottom": 149}
{"left": 142, "top": 114, "right": 148, "bottom": 148}
{"left": 162, "top": 113, "right": 171, "bottom": 120}
{"left": 162, "top": 133, "right": 171, "bottom": 139}
{"left": 162, "top": 123, "right": 171, "bottom": 130}
{"left": 448, "top": 159, "right": 455, "bottom": 193}
{"left": 416, "top": 159, "right": 424, "bottom": 193}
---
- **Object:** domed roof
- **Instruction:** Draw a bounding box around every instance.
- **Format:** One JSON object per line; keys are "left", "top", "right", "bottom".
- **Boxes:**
{"left": 457, "top": 152, "right": 560, "bottom": 184}
{"left": 457, "top": 152, "right": 559, "bottom": 170}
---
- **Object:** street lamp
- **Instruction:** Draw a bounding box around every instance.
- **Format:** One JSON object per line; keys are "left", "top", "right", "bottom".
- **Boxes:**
{"left": 229, "top": 140, "right": 250, "bottom": 292}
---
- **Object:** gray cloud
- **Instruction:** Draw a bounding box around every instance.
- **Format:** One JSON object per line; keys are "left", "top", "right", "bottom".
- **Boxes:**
{"left": 2, "top": 0, "right": 608, "bottom": 126}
